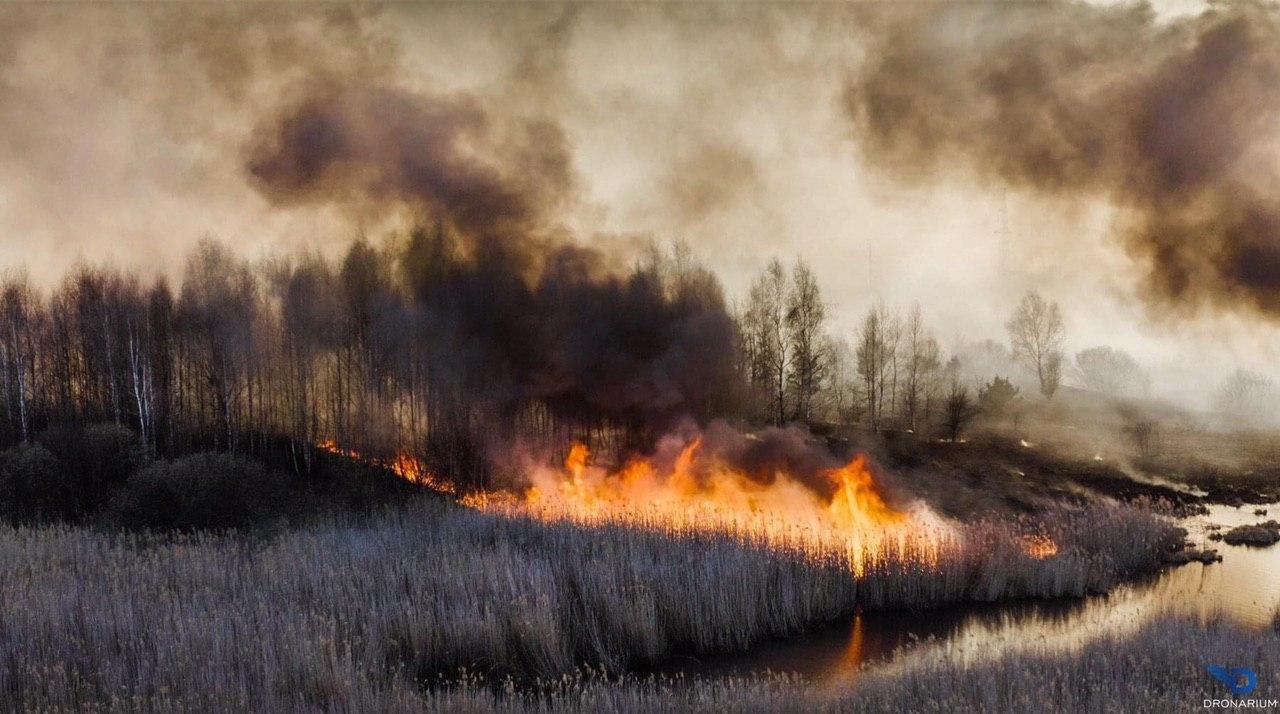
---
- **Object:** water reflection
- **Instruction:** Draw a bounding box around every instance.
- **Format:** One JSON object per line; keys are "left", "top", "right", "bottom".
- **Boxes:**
{"left": 652, "top": 503, "right": 1280, "bottom": 684}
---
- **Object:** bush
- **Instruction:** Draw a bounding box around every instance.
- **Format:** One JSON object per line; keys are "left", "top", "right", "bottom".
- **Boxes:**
{"left": 0, "top": 444, "right": 77, "bottom": 522}
{"left": 37, "top": 422, "right": 150, "bottom": 512}
{"left": 978, "top": 376, "right": 1021, "bottom": 419}
{"left": 106, "top": 452, "right": 296, "bottom": 531}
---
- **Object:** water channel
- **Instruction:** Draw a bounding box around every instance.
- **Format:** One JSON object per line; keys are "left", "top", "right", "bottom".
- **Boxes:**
{"left": 656, "top": 503, "right": 1280, "bottom": 684}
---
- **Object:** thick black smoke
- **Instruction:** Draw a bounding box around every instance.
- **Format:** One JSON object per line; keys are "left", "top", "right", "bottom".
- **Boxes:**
{"left": 247, "top": 78, "right": 740, "bottom": 440}
{"left": 246, "top": 82, "right": 575, "bottom": 243}
{"left": 845, "top": 1, "right": 1280, "bottom": 318}
{"left": 392, "top": 228, "right": 740, "bottom": 436}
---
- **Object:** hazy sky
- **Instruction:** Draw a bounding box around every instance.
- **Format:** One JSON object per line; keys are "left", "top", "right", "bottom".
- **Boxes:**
{"left": 0, "top": 1, "right": 1275, "bottom": 408}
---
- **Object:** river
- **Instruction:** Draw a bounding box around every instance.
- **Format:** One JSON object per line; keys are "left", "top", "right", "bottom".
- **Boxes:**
{"left": 654, "top": 502, "right": 1280, "bottom": 685}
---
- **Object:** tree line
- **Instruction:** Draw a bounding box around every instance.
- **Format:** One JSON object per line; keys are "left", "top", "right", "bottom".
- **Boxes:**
{"left": 2, "top": 228, "right": 1250, "bottom": 490}
{"left": 734, "top": 259, "right": 1083, "bottom": 438}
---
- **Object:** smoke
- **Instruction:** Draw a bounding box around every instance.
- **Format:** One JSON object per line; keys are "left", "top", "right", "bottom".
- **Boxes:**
{"left": 14, "top": 1, "right": 1277, "bottom": 415}
{"left": 0, "top": 4, "right": 752, "bottom": 452}
{"left": 660, "top": 140, "right": 766, "bottom": 226}
{"left": 0, "top": 4, "right": 397, "bottom": 277}
{"left": 245, "top": 83, "right": 577, "bottom": 242}
{"left": 232, "top": 18, "right": 740, "bottom": 432}
{"left": 390, "top": 229, "right": 741, "bottom": 440}
{"left": 699, "top": 421, "right": 851, "bottom": 497}
{"left": 844, "top": 1, "right": 1280, "bottom": 320}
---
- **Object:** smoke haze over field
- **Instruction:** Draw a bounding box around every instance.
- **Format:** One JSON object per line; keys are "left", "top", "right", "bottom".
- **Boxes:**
{"left": 1, "top": 2, "right": 1279, "bottom": 407}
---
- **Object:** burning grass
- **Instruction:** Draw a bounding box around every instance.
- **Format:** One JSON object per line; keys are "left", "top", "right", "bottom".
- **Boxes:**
{"left": 462, "top": 440, "right": 949, "bottom": 576}
{"left": 0, "top": 495, "right": 1180, "bottom": 710}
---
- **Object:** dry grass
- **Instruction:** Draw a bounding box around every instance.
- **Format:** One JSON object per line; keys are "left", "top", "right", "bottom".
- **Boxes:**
{"left": 414, "top": 613, "right": 1280, "bottom": 713}
{"left": 0, "top": 499, "right": 1179, "bottom": 711}
{"left": 841, "top": 612, "right": 1280, "bottom": 713}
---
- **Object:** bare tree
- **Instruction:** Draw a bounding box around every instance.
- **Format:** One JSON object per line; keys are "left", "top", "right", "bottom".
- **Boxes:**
{"left": 146, "top": 281, "right": 176, "bottom": 450}
{"left": 884, "top": 310, "right": 902, "bottom": 418}
{"left": 1117, "top": 404, "right": 1162, "bottom": 459}
{"left": 123, "top": 285, "right": 156, "bottom": 445}
{"left": 744, "top": 259, "right": 789, "bottom": 425}
{"left": 943, "top": 378, "right": 979, "bottom": 441}
{"left": 1075, "top": 345, "right": 1150, "bottom": 398}
{"left": 824, "top": 337, "right": 860, "bottom": 425}
{"left": 178, "top": 240, "right": 262, "bottom": 451}
{"left": 1213, "top": 369, "right": 1278, "bottom": 428}
{"left": 1006, "top": 291, "right": 1065, "bottom": 400}
{"left": 0, "top": 274, "right": 38, "bottom": 442}
{"left": 856, "top": 303, "right": 893, "bottom": 430}
{"left": 900, "top": 303, "right": 940, "bottom": 430}
{"left": 785, "top": 260, "right": 826, "bottom": 423}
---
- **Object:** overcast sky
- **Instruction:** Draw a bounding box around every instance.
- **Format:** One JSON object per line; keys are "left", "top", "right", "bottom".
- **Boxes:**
{"left": 0, "top": 1, "right": 1273, "bottom": 408}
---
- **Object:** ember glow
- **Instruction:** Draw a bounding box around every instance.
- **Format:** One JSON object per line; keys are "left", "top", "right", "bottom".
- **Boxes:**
{"left": 463, "top": 440, "right": 952, "bottom": 573}
{"left": 316, "top": 440, "right": 455, "bottom": 494}
{"left": 1020, "top": 534, "right": 1060, "bottom": 559}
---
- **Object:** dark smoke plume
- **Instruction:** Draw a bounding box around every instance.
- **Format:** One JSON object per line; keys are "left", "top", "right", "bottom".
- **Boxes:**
{"left": 245, "top": 71, "right": 740, "bottom": 444}
{"left": 700, "top": 420, "right": 847, "bottom": 495}
{"left": 246, "top": 83, "right": 576, "bottom": 242}
{"left": 396, "top": 228, "right": 740, "bottom": 435}
{"left": 845, "top": 1, "right": 1280, "bottom": 318}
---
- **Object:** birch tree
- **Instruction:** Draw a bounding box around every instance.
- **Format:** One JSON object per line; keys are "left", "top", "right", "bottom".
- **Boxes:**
{"left": 1006, "top": 291, "right": 1065, "bottom": 400}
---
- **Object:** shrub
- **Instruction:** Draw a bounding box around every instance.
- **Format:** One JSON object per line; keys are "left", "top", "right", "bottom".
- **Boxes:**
{"left": 106, "top": 452, "right": 295, "bottom": 531}
{"left": 943, "top": 381, "right": 979, "bottom": 440}
{"left": 37, "top": 422, "right": 151, "bottom": 512}
{"left": 977, "top": 376, "right": 1021, "bottom": 418}
{"left": 0, "top": 444, "right": 77, "bottom": 522}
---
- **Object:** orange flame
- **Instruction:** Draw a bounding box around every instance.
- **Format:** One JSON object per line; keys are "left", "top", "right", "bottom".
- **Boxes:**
{"left": 1020, "top": 534, "right": 1059, "bottom": 559}
{"left": 467, "top": 439, "right": 949, "bottom": 573}
{"left": 318, "top": 435, "right": 951, "bottom": 571}
{"left": 827, "top": 454, "right": 906, "bottom": 532}
{"left": 315, "top": 439, "right": 455, "bottom": 494}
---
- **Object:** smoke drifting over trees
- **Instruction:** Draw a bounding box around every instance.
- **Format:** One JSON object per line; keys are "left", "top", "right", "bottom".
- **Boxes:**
{"left": 845, "top": 1, "right": 1280, "bottom": 321}
{"left": 0, "top": 230, "right": 1116, "bottom": 496}
{"left": 1075, "top": 346, "right": 1151, "bottom": 399}
{"left": 3, "top": 1, "right": 1280, "bottom": 453}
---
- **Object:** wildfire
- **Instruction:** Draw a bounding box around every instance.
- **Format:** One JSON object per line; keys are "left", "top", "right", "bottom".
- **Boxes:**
{"left": 317, "top": 435, "right": 952, "bottom": 571}
{"left": 1020, "top": 534, "right": 1059, "bottom": 559}
{"left": 316, "top": 439, "right": 456, "bottom": 494}
{"left": 464, "top": 439, "right": 950, "bottom": 572}
{"left": 828, "top": 454, "right": 906, "bottom": 532}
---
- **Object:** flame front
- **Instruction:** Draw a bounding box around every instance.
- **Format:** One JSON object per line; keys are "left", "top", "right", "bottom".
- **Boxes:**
{"left": 317, "top": 436, "right": 951, "bottom": 571}
{"left": 827, "top": 454, "right": 906, "bottom": 532}
{"left": 316, "top": 439, "right": 455, "bottom": 494}
{"left": 465, "top": 440, "right": 950, "bottom": 572}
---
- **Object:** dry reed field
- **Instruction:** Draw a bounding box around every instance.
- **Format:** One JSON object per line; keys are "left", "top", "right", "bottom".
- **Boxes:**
{"left": 418, "top": 613, "right": 1280, "bottom": 713}
{"left": 0, "top": 498, "right": 1179, "bottom": 711}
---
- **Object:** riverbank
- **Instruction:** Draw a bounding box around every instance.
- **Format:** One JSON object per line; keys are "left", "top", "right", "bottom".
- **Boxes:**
{"left": 874, "top": 432, "right": 1280, "bottom": 519}
{"left": 388, "top": 612, "right": 1280, "bottom": 713}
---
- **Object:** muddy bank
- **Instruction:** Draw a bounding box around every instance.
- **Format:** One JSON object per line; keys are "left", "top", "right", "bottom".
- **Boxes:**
{"left": 1211, "top": 520, "right": 1280, "bottom": 547}
{"left": 868, "top": 433, "right": 1278, "bottom": 518}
